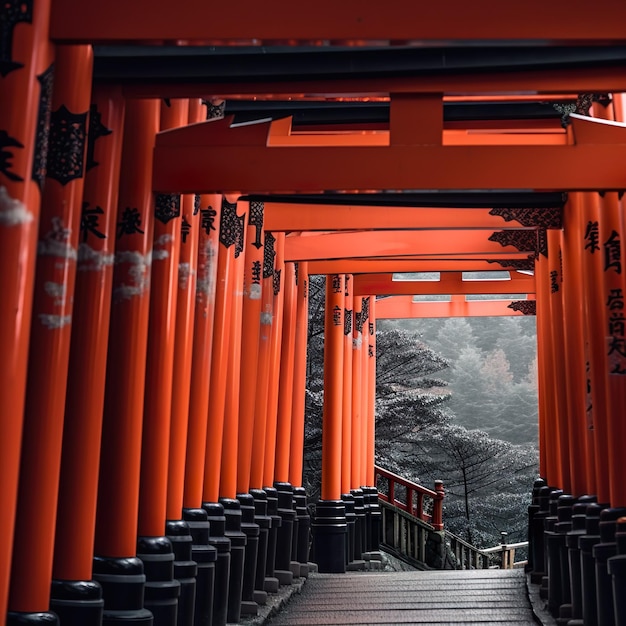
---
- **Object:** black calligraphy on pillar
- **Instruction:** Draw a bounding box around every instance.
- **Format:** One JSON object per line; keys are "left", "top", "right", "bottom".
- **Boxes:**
{"left": 362, "top": 297, "right": 370, "bottom": 325}
{"left": 344, "top": 309, "right": 352, "bottom": 336}
{"left": 303, "top": 279, "right": 308, "bottom": 300}
{"left": 193, "top": 194, "right": 201, "bottom": 215}
{"left": 586, "top": 359, "right": 593, "bottom": 419}
{"left": 273, "top": 269, "right": 282, "bottom": 296}
{"left": 331, "top": 274, "right": 342, "bottom": 294}
{"left": 332, "top": 305, "right": 342, "bottom": 327}
{"left": 80, "top": 202, "right": 106, "bottom": 242}
{"left": 219, "top": 199, "right": 245, "bottom": 259}
{"left": 604, "top": 230, "right": 622, "bottom": 274}
{"left": 584, "top": 221, "right": 600, "bottom": 253}
{"left": 251, "top": 260, "right": 262, "bottom": 285}
{"left": 507, "top": 301, "right": 537, "bottom": 316}
{"left": 155, "top": 193, "right": 181, "bottom": 224}
{"left": 606, "top": 288, "right": 626, "bottom": 375}
{"left": 0, "top": 130, "right": 24, "bottom": 181}
{"left": 181, "top": 215, "right": 191, "bottom": 243}
{"left": 488, "top": 207, "right": 563, "bottom": 229}
{"left": 368, "top": 345, "right": 374, "bottom": 357}
{"left": 248, "top": 201, "right": 264, "bottom": 249}
{"left": 369, "top": 322, "right": 374, "bottom": 336}
{"left": 0, "top": 0, "right": 33, "bottom": 77}
{"left": 355, "top": 311, "right": 364, "bottom": 333}
{"left": 263, "top": 232, "right": 276, "bottom": 279}
{"left": 31, "top": 63, "right": 54, "bottom": 190}
{"left": 117, "top": 207, "right": 145, "bottom": 238}
{"left": 199, "top": 206, "right": 217, "bottom": 235}
{"left": 85, "top": 103, "right": 113, "bottom": 172}
{"left": 46, "top": 105, "right": 88, "bottom": 185}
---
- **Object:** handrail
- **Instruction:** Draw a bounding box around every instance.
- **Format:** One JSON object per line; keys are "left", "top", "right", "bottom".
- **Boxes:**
{"left": 374, "top": 465, "right": 445, "bottom": 531}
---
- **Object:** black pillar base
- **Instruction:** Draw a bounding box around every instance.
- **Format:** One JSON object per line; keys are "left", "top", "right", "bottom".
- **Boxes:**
{"left": 249, "top": 489, "right": 270, "bottom": 605}
{"left": 274, "top": 482, "right": 295, "bottom": 585}
{"left": 6, "top": 613, "right": 59, "bottom": 625}
{"left": 137, "top": 536, "right": 181, "bottom": 626}
{"left": 202, "top": 503, "right": 231, "bottom": 626}
{"left": 92, "top": 556, "right": 154, "bottom": 625}
{"left": 293, "top": 487, "right": 311, "bottom": 577}
{"left": 237, "top": 493, "right": 260, "bottom": 616}
{"left": 351, "top": 489, "right": 366, "bottom": 560}
{"left": 312, "top": 500, "right": 347, "bottom": 573}
{"left": 182, "top": 508, "right": 217, "bottom": 626}
{"left": 341, "top": 493, "right": 356, "bottom": 567}
{"left": 263, "top": 487, "right": 282, "bottom": 593}
{"left": 166, "top": 520, "right": 198, "bottom": 626}
{"left": 362, "top": 486, "right": 381, "bottom": 552}
{"left": 49, "top": 579, "right": 104, "bottom": 626}
{"left": 218, "top": 498, "right": 246, "bottom": 624}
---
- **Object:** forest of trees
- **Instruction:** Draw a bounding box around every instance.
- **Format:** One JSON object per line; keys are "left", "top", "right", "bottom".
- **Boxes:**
{"left": 303, "top": 276, "right": 540, "bottom": 549}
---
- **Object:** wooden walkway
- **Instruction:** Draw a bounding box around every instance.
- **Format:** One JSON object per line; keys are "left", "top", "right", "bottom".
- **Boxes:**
{"left": 267, "top": 569, "right": 542, "bottom": 625}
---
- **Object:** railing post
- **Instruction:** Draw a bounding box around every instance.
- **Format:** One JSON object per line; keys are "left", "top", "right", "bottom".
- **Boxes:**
{"left": 500, "top": 532, "right": 509, "bottom": 569}
{"left": 388, "top": 478, "right": 395, "bottom": 506}
{"left": 432, "top": 481, "right": 445, "bottom": 531}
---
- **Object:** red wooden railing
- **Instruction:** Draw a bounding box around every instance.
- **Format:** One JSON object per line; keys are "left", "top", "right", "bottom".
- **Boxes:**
{"left": 374, "top": 465, "right": 445, "bottom": 531}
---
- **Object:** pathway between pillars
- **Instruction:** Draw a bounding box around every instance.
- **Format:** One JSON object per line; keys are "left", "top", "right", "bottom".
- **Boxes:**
{"left": 266, "top": 568, "right": 548, "bottom": 625}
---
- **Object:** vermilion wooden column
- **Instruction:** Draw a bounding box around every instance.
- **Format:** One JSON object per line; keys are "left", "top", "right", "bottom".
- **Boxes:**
{"left": 536, "top": 247, "right": 562, "bottom": 487}
{"left": 561, "top": 194, "right": 594, "bottom": 496}
{"left": 360, "top": 297, "right": 371, "bottom": 487}
{"left": 580, "top": 192, "right": 611, "bottom": 504}
{"left": 8, "top": 45, "right": 92, "bottom": 624}
{"left": 314, "top": 274, "right": 347, "bottom": 573}
{"left": 351, "top": 296, "right": 363, "bottom": 491}
{"left": 341, "top": 276, "right": 353, "bottom": 496}
{"left": 51, "top": 84, "right": 125, "bottom": 624}
{"left": 0, "top": 5, "right": 53, "bottom": 618}
{"left": 263, "top": 234, "right": 286, "bottom": 489}
{"left": 366, "top": 304, "right": 376, "bottom": 487}
{"left": 547, "top": 228, "right": 572, "bottom": 493}
{"left": 93, "top": 98, "right": 159, "bottom": 624}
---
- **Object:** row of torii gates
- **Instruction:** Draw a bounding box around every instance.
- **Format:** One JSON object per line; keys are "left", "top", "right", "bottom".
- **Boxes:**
{"left": 4, "top": 2, "right": 626, "bottom": 625}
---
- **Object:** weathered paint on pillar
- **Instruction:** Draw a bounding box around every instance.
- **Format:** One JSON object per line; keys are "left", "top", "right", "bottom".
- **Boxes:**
{"left": 351, "top": 296, "right": 363, "bottom": 490}
{"left": 9, "top": 45, "right": 92, "bottom": 614}
{"left": 53, "top": 85, "right": 125, "bottom": 582}
{"left": 138, "top": 98, "right": 188, "bottom": 539}
{"left": 0, "top": 1, "right": 54, "bottom": 615}
{"left": 341, "top": 275, "right": 353, "bottom": 495}
{"left": 274, "top": 261, "right": 298, "bottom": 483}
{"left": 263, "top": 233, "right": 286, "bottom": 488}
{"left": 366, "top": 301, "right": 377, "bottom": 487}
{"left": 220, "top": 198, "right": 247, "bottom": 500}
{"left": 95, "top": 98, "right": 160, "bottom": 558}
{"left": 322, "top": 274, "right": 345, "bottom": 501}
{"left": 183, "top": 194, "right": 221, "bottom": 508}
{"left": 289, "top": 262, "right": 309, "bottom": 488}
{"left": 236, "top": 201, "right": 265, "bottom": 494}
{"left": 249, "top": 232, "right": 276, "bottom": 490}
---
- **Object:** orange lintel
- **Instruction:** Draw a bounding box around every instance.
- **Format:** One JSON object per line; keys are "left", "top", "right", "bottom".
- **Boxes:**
{"left": 352, "top": 272, "right": 535, "bottom": 296}
{"left": 51, "top": 0, "right": 626, "bottom": 43}
{"left": 153, "top": 115, "right": 626, "bottom": 193}
{"left": 263, "top": 203, "right": 542, "bottom": 232}
{"left": 307, "top": 259, "right": 531, "bottom": 274}
{"left": 375, "top": 295, "right": 534, "bottom": 319}
{"left": 283, "top": 230, "right": 535, "bottom": 262}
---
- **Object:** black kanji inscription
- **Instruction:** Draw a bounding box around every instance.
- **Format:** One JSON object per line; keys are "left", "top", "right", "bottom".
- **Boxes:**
{"left": 263, "top": 232, "right": 276, "bottom": 279}
{"left": 584, "top": 221, "right": 600, "bottom": 254}
{"left": 273, "top": 268, "right": 282, "bottom": 296}
{"left": 361, "top": 297, "right": 370, "bottom": 325}
{"left": 355, "top": 311, "right": 364, "bottom": 333}
{"left": 31, "top": 63, "right": 54, "bottom": 190}
{"left": 331, "top": 274, "right": 342, "bottom": 294}
{"left": 219, "top": 199, "right": 245, "bottom": 256}
{"left": 0, "top": 0, "right": 32, "bottom": 77}
{"left": 194, "top": 194, "right": 201, "bottom": 215}
{"left": 368, "top": 345, "right": 374, "bottom": 357}
{"left": 604, "top": 230, "right": 622, "bottom": 274}
{"left": 80, "top": 202, "right": 106, "bottom": 242}
{"left": 249, "top": 201, "right": 264, "bottom": 249}
{"left": 251, "top": 260, "right": 262, "bottom": 284}
{"left": 117, "top": 207, "right": 144, "bottom": 238}
{"left": 85, "top": 103, "right": 113, "bottom": 171}
{"left": 181, "top": 215, "right": 191, "bottom": 243}
{"left": 0, "top": 130, "right": 24, "bottom": 181}
{"left": 200, "top": 206, "right": 217, "bottom": 235}
{"left": 155, "top": 193, "right": 181, "bottom": 224}
{"left": 344, "top": 309, "right": 352, "bottom": 336}
{"left": 46, "top": 105, "right": 88, "bottom": 185}
{"left": 332, "top": 305, "right": 342, "bottom": 327}
{"left": 550, "top": 270, "right": 559, "bottom": 294}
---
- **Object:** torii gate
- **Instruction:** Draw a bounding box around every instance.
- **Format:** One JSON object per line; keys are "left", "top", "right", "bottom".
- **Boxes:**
{"left": 3, "top": 4, "right": 626, "bottom": 626}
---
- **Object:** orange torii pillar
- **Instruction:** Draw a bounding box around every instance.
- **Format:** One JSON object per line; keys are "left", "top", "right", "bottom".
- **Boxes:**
{"left": 236, "top": 200, "right": 265, "bottom": 614}
{"left": 219, "top": 198, "right": 248, "bottom": 625}
{"left": 359, "top": 297, "right": 371, "bottom": 559}
{"left": 182, "top": 193, "right": 222, "bottom": 626}
{"left": 164, "top": 98, "right": 206, "bottom": 626}
{"left": 274, "top": 261, "right": 298, "bottom": 585}
{"left": 0, "top": 4, "right": 53, "bottom": 619}
{"left": 50, "top": 85, "right": 125, "bottom": 625}
{"left": 341, "top": 276, "right": 356, "bottom": 566}
{"left": 580, "top": 192, "right": 611, "bottom": 504}
{"left": 137, "top": 98, "right": 190, "bottom": 626}
{"left": 92, "top": 98, "right": 159, "bottom": 624}
{"left": 351, "top": 296, "right": 366, "bottom": 562}
{"left": 536, "top": 241, "right": 563, "bottom": 489}
{"left": 290, "top": 262, "right": 312, "bottom": 575}
{"left": 263, "top": 234, "right": 287, "bottom": 585}
{"left": 313, "top": 274, "right": 347, "bottom": 573}
{"left": 249, "top": 231, "right": 280, "bottom": 597}
{"left": 202, "top": 197, "right": 241, "bottom": 626}
{"left": 365, "top": 301, "right": 382, "bottom": 552}
{"left": 561, "top": 194, "right": 594, "bottom": 496}
{"left": 7, "top": 46, "right": 92, "bottom": 626}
